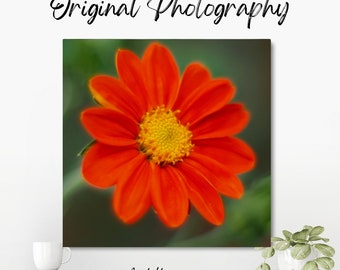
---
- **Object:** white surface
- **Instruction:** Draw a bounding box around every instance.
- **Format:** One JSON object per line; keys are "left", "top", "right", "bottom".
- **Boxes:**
{"left": 1, "top": 1, "right": 340, "bottom": 269}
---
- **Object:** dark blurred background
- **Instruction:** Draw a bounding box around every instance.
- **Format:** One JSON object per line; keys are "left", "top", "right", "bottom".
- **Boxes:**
{"left": 63, "top": 39, "right": 271, "bottom": 247}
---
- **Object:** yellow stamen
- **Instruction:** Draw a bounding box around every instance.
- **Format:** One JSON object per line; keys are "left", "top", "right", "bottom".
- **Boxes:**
{"left": 137, "top": 105, "right": 194, "bottom": 165}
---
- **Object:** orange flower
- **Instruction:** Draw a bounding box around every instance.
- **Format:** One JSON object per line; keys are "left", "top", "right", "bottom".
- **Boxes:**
{"left": 80, "top": 42, "right": 255, "bottom": 228}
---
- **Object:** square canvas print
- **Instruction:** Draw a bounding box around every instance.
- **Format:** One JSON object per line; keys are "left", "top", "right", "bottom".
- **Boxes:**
{"left": 63, "top": 39, "right": 271, "bottom": 247}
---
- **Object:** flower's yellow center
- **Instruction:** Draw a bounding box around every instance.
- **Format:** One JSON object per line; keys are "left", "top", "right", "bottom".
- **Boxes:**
{"left": 137, "top": 106, "right": 194, "bottom": 166}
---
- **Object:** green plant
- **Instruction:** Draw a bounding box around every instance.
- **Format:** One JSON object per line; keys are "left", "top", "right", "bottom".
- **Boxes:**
{"left": 256, "top": 225, "right": 335, "bottom": 270}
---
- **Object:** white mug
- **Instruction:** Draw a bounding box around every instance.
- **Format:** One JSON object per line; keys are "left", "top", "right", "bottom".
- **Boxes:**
{"left": 33, "top": 242, "right": 71, "bottom": 270}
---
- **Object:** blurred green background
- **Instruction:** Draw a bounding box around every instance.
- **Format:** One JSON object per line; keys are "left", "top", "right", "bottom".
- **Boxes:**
{"left": 63, "top": 39, "right": 271, "bottom": 247}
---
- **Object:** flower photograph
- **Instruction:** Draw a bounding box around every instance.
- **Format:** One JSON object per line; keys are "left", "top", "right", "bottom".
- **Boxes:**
{"left": 63, "top": 39, "right": 271, "bottom": 247}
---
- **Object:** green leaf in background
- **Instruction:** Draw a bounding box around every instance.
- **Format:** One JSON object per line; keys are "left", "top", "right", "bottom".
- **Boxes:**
{"left": 77, "top": 139, "right": 96, "bottom": 156}
{"left": 256, "top": 263, "right": 271, "bottom": 270}
{"left": 262, "top": 247, "right": 275, "bottom": 258}
{"left": 283, "top": 230, "right": 292, "bottom": 241}
{"left": 166, "top": 175, "right": 270, "bottom": 247}
{"left": 302, "top": 260, "right": 319, "bottom": 270}
{"left": 310, "top": 226, "right": 324, "bottom": 236}
{"left": 315, "top": 257, "right": 335, "bottom": 270}
{"left": 314, "top": 244, "right": 335, "bottom": 257}
{"left": 273, "top": 240, "right": 290, "bottom": 251}
{"left": 291, "top": 244, "right": 312, "bottom": 260}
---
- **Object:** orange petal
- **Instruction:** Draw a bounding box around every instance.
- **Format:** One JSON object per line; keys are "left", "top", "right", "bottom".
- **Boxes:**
{"left": 116, "top": 49, "right": 149, "bottom": 112}
{"left": 185, "top": 152, "right": 244, "bottom": 199}
{"left": 89, "top": 75, "right": 144, "bottom": 121}
{"left": 190, "top": 103, "right": 250, "bottom": 140}
{"left": 81, "top": 142, "right": 139, "bottom": 188}
{"left": 113, "top": 154, "right": 151, "bottom": 224}
{"left": 193, "top": 137, "right": 256, "bottom": 174}
{"left": 151, "top": 165, "right": 189, "bottom": 228}
{"left": 173, "top": 62, "right": 211, "bottom": 110}
{"left": 177, "top": 162, "right": 225, "bottom": 225}
{"left": 142, "top": 43, "right": 180, "bottom": 108}
{"left": 178, "top": 78, "right": 235, "bottom": 126}
{"left": 81, "top": 108, "right": 138, "bottom": 146}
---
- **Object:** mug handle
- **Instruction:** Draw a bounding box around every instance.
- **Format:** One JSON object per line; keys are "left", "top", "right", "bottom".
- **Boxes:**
{"left": 62, "top": 247, "right": 72, "bottom": 264}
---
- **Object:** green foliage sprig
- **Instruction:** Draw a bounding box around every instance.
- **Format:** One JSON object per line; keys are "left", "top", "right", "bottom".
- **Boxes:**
{"left": 256, "top": 225, "right": 335, "bottom": 270}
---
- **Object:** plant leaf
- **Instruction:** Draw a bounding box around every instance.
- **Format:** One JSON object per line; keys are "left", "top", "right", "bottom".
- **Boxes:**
{"left": 304, "top": 225, "right": 313, "bottom": 233}
{"left": 256, "top": 263, "right": 271, "bottom": 270}
{"left": 262, "top": 247, "right": 275, "bottom": 258}
{"left": 292, "top": 229, "right": 309, "bottom": 243}
{"left": 315, "top": 257, "right": 335, "bottom": 270}
{"left": 309, "top": 236, "right": 321, "bottom": 241}
{"left": 271, "top": 237, "right": 284, "bottom": 242}
{"left": 302, "top": 260, "right": 319, "bottom": 270}
{"left": 309, "top": 236, "right": 329, "bottom": 243}
{"left": 273, "top": 240, "right": 290, "bottom": 251}
{"left": 314, "top": 244, "right": 335, "bottom": 257}
{"left": 291, "top": 244, "right": 312, "bottom": 260}
{"left": 283, "top": 230, "right": 292, "bottom": 241}
{"left": 310, "top": 226, "right": 324, "bottom": 236}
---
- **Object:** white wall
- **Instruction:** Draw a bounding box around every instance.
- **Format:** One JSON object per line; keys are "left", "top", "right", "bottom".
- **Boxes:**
{"left": 1, "top": 1, "right": 340, "bottom": 269}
